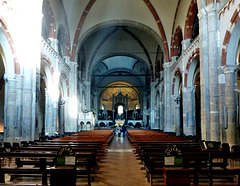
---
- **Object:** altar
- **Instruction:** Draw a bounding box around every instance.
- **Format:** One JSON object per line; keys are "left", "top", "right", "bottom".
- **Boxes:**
{"left": 115, "top": 120, "right": 125, "bottom": 126}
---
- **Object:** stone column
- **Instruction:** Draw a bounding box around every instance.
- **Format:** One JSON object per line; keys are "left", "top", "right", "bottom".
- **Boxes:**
{"left": 159, "top": 101, "right": 164, "bottom": 130}
{"left": 163, "top": 62, "right": 173, "bottom": 132}
{"left": 183, "top": 87, "right": 196, "bottom": 136}
{"left": 44, "top": 89, "right": 52, "bottom": 136}
{"left": 224, "top": 65, "right": 239, "bottom": 147}
{"left": 206, "top": 3, "right": 220, "bottom": 142}
{"left": 150, "top": 82, "right": 156, "bottom": 128}
{"left": 21, "top": 67, "right": 36, "bottom": 141}
{"left": 172, "top": 95, "right": 181, "bottom": 135}
{"left": 52, "top": 100, "right": 58, "bottom": 135}
{"left": 93, "top": 92, "right": 98, "bottom": 126}
{"left": 218, "top": 66, "right": 226, "bottom": 143}
{"left": 59, "top": 98, "right": 65, "bottom": 135}
{"left": 142, "top": 92, "right": 148, "bottom": 125}
{"left": 198, "top": 0, "right": 210, "bottom": 140}
{"left": 3, "top": 76, "right": 17, "bottom": 143}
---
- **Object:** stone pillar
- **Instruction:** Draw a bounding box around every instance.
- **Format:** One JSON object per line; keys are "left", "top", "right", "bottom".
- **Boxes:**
{"left": 93, "top": 92, "right": 98, "bottom": 126}
{"left": 150, "top": 82, "right": 156, "bottom": 128}
{"left": 163, "top": 62, "right": 173, "bottom": 132}
{"left": 52, "top": 100, "right": 58, "bottom": 135}
{"left": 142, "top": 92, "right": 147, "bottom": 125}
{"left": 206, "top": 3, "right": 220, "bottom": 142}
{"left": 218, "top": 66, "right": 226, "bottom": 143}
{"left": 59, "top": 98, "right": 65, "bottom": 135}
{"left": 44, "top": 89, "right": 52, "bottom": 136}
{"left": 159, "top": 101, "right": 164, "bottom": 130}
{"left": 172, "top": 95, "right": 181, "bottom": 136}
{"left": 224, "top": 65, "right": 239, "bottom": 147}
{"left": 182, "top": 87, "right": 196, "bottom": 136}
{"left": 198, "top": 0, "right": 210, "bottom": 140}
{"left": 3, "top": 76, "right": 17, "bottom": 143}
{"left": 21, "top": 67, "right": 36, "bottom": 141}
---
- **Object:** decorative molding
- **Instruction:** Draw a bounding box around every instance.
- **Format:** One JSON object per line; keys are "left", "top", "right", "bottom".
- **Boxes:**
{"left": 42, "top": 38, "right": 71, "bottom": 73}
{"left": 171, "top": 36, "right": 199, "bottom": 70}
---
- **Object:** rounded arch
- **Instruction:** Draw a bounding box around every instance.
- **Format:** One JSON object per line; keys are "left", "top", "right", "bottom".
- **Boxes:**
{"left": 73, "top": 19, "right": 166, "bottom": 63}
{"left": 76, "top": 20, "right": 164, "bottom": 82}
{"left": 89, "top": 53, "right": 152, "bottom": 83}
{"left": 0, "top": 19, "right": 19, "bottom": 75}
{"left": 222, "top": 5, "right": 240, "bottom": 66}
{"left": 184, "top": 0, "right": 198, "bottom": 40}
{"left": 41, "top": 55, "right": 53, "bottom": 89}
{"left": 184, "top": 51, "right": 200, "bottom": 87}
{"left": 71, "top": 0, "right": 169, "bottom": 62}
{"left": 171, "top": 26, "right": 183, "bottom": 57}
{"left": 172, "top": 68, "right": 182, "bottom": 95}
{"left": 59, "top": 72, "right": 69, "bottom": 98}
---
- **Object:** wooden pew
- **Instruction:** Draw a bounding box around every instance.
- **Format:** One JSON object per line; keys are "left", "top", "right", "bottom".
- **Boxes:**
{"left": 127, "top": 130, "right": 240, "bottom": 185}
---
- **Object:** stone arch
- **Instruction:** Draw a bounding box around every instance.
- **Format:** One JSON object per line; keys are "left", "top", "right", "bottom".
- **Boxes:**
{"left": 76, "top": 20, "right": 164, "bottom": 82}
{"left": 221, "top": 4, "right": 240, "bottom": 66}
{"left": 41, "top": 55, "right": 53, "bottom": 89}
{"left": 71, "top": 1, "right": 169, "bottom": 62}
{"left": 184, "top": 0, "right": 198, "bottom": 40}
{"left": 171, "top": 26, "right": 183, "bottom": 57}
{"left": 172, "top": 68, "right": 182, "bottom": 95}
{"left": 184, "top": 50, "right": 200, "bottom": 87}
{"left": 0, "top": 19, "right": 19, "bottom": 75}
{"left": 59, "top": 72, "right": 69, "bottom": 97}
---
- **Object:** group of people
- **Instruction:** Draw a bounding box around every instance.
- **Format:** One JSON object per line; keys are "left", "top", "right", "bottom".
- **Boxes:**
{"left": 116, "top": 124, "right": 127, "bottom": 137}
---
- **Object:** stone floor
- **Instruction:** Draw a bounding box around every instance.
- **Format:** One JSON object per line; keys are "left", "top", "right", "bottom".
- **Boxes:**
{"left": 1, "top": 133, "right": 240, "bottom": 185}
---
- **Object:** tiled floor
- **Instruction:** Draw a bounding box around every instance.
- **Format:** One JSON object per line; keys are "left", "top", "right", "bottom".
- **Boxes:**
{"left": 1, "top": 134, "right": 240, "bottom": 186}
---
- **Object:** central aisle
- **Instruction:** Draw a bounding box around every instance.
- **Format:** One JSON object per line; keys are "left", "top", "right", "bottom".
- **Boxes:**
{"left": 90, "top": 133, "right": 150, "bottom": 186}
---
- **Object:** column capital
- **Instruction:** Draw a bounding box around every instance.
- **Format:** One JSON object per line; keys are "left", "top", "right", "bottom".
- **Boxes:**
{"left": 224, "top": 65, "right": 239, "bottom": 74}
{"left": 218, "top": 66, "right": 225, "bottom": 74}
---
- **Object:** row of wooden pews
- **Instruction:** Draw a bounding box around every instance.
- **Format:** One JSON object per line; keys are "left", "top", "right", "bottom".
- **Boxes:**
{"left": 127, "top": 129, "right": 240, "bottom": 186}
{"left": 0, "top": 129, "right": 114, "bottom": 185}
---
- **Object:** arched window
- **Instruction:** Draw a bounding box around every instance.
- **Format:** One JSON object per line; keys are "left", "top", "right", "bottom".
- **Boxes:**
{"left": 118, "top": 105, "right": 123, "bottom": 116}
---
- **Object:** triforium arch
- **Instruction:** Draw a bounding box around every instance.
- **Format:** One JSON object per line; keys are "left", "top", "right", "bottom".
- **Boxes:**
{"left": 171, "top": 26, "right": 183, "bottom": 58}
{"left": 184, "top": 0, "right": 199, "bottom": 50}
